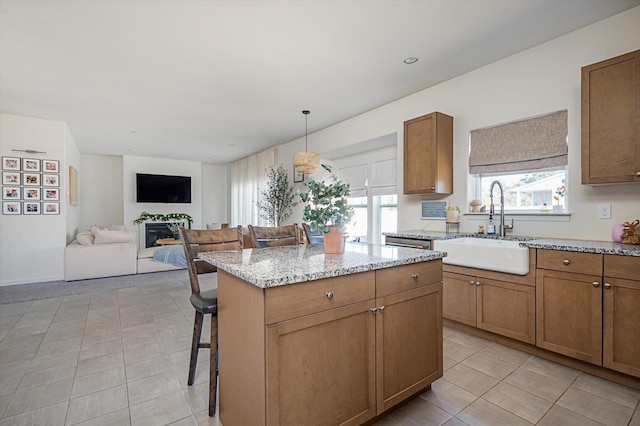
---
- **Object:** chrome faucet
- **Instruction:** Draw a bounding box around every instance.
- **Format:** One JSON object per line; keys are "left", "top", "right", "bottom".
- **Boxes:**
{"left": 489, "top": 180, "right": 514, "bottom": 237}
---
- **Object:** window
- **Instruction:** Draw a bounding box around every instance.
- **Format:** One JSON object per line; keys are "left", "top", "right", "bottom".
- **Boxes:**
{"left": 477, "top": 168, "right": 566, "bottom": 212}
{"left": 345, "top": 196, "right": 367, "bottom": 242}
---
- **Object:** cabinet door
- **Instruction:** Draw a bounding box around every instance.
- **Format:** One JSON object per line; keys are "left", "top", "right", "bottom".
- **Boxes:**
{"left": 581, "top": 49, "right": 640, "bottom": 184}
{"left": 603, "top": 277, "right": 640, "bottom": 378}
{"left": 266, "top": 300, "right": 376, "bottom": 426}
{"left": 376, "top": 284, "right": 443, "bottom": 414}
{"left": 477, "top": 279, "right": 535, "bottom": 344}
{"left": 536, "top": 269, "right": 602, "bottom": 364}
{"left": 403, "top": 112, "right": 453, "bottom": 194}
{"left": 443, "top": 272, "right": 477, "bottom": 326}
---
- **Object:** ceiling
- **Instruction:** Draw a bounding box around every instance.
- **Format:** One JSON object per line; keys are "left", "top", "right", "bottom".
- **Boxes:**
{"left": 1, "top": 0, "right": 638, "bottom": 165}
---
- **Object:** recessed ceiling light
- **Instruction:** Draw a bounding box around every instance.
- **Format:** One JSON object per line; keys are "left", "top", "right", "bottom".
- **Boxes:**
{"left": 403, "top": 57, "right": 419, "bottom": 65}
{"left": 128, "top": 130, "right": 138, "bottom": 134}
{"left": 228, "top": 143, "right": 235, "bottom": 147}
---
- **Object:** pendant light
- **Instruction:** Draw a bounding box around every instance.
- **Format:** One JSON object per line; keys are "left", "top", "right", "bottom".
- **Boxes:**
{"left": 293, "top": 110, "right": 319, "bottom": 174}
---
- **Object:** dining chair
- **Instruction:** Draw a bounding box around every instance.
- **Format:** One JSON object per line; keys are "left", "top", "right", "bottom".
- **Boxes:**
{"left": 302, "top": 222, "right": 324, "bottom": 244}
{"left": 179, "top": 226, "right": 243, "bottom": 416}
{"left": 248, "top": 223, "right": 300, "bottom": 248}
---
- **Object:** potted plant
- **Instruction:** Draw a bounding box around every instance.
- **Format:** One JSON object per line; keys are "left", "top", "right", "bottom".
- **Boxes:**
{"left": 257, "top": 165, "right": 298, "bottom": 226}
{"left": 444, "top": 205, "right": 461, "bottom": 223}
{"left": 298, "top": 164, "right": 354, "bottom": 253}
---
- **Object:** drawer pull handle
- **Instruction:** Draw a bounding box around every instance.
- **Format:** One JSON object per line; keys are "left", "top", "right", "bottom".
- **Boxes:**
{"left": 604, "top": 283, "right": 612, "bottom": 289}
{"left": 370, "top": 307, "right": 378, "bottom": 314}
{"left": 563, "top": 259, "right": 570, "bottom": 265}
{"left": 378, "top": 305, "right": 385, "bottom": 312}
{"left": 411, "top": 273, "right": 419, "bottom": 280}
{"left": 593, "top": 282, "right": 600, "bottom": 288}
{"left": 326, "top": 291, "right": 334, "bottom": 299}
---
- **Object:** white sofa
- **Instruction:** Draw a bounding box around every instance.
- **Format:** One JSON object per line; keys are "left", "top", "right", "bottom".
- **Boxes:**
{"left": 64, "top": 226, "right": 184, "bottom": 281}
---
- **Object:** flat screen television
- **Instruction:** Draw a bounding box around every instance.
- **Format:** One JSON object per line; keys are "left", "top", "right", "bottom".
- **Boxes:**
{"left": 136, "top": 173, "right": 191, "bottom": 203}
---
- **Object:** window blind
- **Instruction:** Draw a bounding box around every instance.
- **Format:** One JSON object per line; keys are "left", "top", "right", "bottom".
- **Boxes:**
{"left": 370, "top": 159, "right": 397, "bottom": 196}
{"left": 469, "top": 110, "right": 568, "bottom": 174}
{"left": 338, "top": 164, "right": 368, "bottom": 197}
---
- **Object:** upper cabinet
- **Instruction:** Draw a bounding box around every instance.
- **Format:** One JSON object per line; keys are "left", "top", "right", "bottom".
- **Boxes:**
{"left": 403, "top": 112, "right": 453, "bottom": 194}
{"left": 581, "top": 49, "right": 640, "bottom": 185}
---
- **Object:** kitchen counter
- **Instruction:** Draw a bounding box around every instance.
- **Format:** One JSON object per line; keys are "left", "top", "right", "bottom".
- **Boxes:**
{"left": 199, "top": 241, "right": 445, "bottom": 288}
{"left": 385, "top": 231, "right": 640, "bottom": 256}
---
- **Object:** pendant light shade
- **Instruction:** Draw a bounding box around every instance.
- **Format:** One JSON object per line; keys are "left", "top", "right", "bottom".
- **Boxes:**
{"left": 293, "top": 110, "right": 319, "bottom": 174}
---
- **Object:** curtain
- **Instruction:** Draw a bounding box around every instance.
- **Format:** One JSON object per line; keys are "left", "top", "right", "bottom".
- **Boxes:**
{"left": 469, "top": 110, "right": 568, "bottom": 174}
{"left": 230, "top": 147, "right": 274, "bottom": 227}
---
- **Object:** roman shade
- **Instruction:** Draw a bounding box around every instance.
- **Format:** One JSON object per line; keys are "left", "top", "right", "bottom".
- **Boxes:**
{"left": 469, "top": 110, "right": 568, "bottom": 174}
{"left": 370, "top": 159, "right": 397, "bottom": 196}
{"left": 338, "top": 164, "right": 368, "bottom": 197}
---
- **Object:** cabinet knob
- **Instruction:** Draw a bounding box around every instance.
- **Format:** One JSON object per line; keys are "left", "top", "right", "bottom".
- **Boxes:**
{"left": 370, "top": 307, "right": 378, "bottom": 314}
{"left": 636, "top": 171, "right": 640, "bottom": 177}
{"left": 563, "top": 259, "right": 570, "bottom": 265}
{"left": 593, "top": 282, "right": 600, "bottom": 288}
{"left": 476, "top": 281, "right": 480, "bottom": 286}
{"left": 411, "top": 273, "right": 419, "bottom": 280}
{"left": 431, "top": 187, "right": 435, "bottom": 190}
{"left": 379, "top": 305, "right": 385, "bottom": 312}
{"left": 326, "top": 291, "right": 334, "bottom": 299}
{"left": 604, "top": 283, "right": 612, "bottom": 289}
{"left": 470, "top": 280, "right": 475, "bottom": 285}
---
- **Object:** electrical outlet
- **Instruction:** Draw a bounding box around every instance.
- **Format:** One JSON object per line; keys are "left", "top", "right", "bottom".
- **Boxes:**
{"left": 598, "top": 203, "right": 611, "bottom": 219}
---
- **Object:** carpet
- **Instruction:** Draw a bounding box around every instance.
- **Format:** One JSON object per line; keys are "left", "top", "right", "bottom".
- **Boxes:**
{"left": 0, "top": 270, "right": 191, "bottom": 304}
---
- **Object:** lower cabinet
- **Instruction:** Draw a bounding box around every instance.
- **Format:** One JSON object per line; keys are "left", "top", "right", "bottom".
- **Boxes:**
{"left": 603, "top": 255, "right": 640, "bottom": 377}
{"left": 535, "top": 268, "right": 603, "bottom": 364}
{"left": 443, "top": 271, "right": 535, "bottom": 344}
{"left": 219, "top": 261, "right": 443, "bottom": 426}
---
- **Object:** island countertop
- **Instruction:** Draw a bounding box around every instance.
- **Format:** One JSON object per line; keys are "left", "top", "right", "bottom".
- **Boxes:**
{"left": 199, "top": 242, "right": 445, "bottom": 288}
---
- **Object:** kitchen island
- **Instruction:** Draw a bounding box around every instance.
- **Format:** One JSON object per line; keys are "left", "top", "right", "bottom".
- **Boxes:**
{"left": 200, "top": 242, "right": 445, "bottom": 426}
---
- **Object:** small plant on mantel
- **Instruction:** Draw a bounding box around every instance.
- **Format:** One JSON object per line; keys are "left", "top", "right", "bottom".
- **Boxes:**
{"left": 133, "top": 211, "right": 193, "bottom": 229}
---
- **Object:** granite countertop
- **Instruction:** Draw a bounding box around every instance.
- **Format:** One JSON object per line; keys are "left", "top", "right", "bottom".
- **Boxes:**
{"left": 199, "top": 242, "right": 445, "bottom": 288}
{"left": 384, "top": 231, "right": 640, "bottom": 257}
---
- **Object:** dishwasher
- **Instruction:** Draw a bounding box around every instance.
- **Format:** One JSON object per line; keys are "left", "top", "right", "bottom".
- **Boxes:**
{"left": 384, "top": 235, "right": 432, "bottom": 250}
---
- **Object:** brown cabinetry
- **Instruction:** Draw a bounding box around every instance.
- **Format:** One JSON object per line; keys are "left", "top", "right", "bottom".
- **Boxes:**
{"left": 581, "top": 49, "right": 640, "bottom": 184}
{"left": 403, "top": 112, "right": 453, "bottom": 194}
{"left": 219, "top": 260, "right": 443, "bottom": 426}
{"left": 443, "top": 271, "right": 535, "bottom": 344}
{"left": 603, "top": 255, "right": 640, "bottom": 377}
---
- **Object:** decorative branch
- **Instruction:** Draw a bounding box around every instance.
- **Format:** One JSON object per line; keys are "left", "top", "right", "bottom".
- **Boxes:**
{"left": 133, "top": 211, "right": 193, "bottom": 228}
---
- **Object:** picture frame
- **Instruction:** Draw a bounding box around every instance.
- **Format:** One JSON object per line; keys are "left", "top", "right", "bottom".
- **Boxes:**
{"left": 42, "top": 159, "right": 59, "bottom": 173}
{"left": 2, "top": 172, "right": 20, "bottom": 185}
{"left": 43, "top": 188, "right": 59, "bottom": 201}
{"left": 23, "top": 201, "right": 40, "bottom": 215}
{"left": 43, "top": 202, "right": 60, "bottom": 215}
{"left": 22, "top": 158, "right": 40, "bottom": 172}
{"left": 2, "top": 187, "right": 20, "bottom": 200}
{"left": 23, "top": 173, "right": 40, "bottom": 186}
{"left": 69, "top": 165, "right": 78, "bottom": 206}
{"left": 2, "top": 157, "right": 20, "bottom": 171}
{"left": 3, "top": 201, "right": 21, "bottom": 215}
{"left": 42, "top": 174, "right": 59, "bottom": 187}
{"left": 23, "top": 187, "right": 41, "bottom": 200}
{"left": 293, "top": 166, "right": 305, "bottom": 183}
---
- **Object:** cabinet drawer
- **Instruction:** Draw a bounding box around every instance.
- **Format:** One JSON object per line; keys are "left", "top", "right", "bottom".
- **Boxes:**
{"left": 537, "top": 249, "right": 602, "bottom": 275}
{"left": 604, "top": 255, "right": 640, "bottom": 281}
{"left": 376, "top": 260, "right": 442, "bottom": 297}
{"left": 265, "top": 271, "right": 375, "bottom": 324}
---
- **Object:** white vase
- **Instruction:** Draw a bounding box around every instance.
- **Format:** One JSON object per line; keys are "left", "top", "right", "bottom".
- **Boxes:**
{"left": 445, "top": 210, "right": 459, "bottom": 223}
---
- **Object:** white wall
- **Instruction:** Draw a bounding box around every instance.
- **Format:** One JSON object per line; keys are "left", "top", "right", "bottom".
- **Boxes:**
{"left": 0, "top": 113, "right": 72, "bottom": 285}
{"left": 202, "top": 164, "right": 229, "bottom": 225}
{"left": 79, "top": 154, "right": 124, "bottom": 230}
{"left": 122, "top": 156, "right": 203, "bottom": 248}
{"left": 277, "top": 7, "right": 640, "bottom": 241}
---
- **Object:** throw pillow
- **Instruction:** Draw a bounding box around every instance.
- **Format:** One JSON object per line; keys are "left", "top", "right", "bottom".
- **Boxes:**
{"left": 93, "top": 229, "right": 136, "bottom": 245}
{"left": 75, "top": 231, "right": 95, "bottom": 245}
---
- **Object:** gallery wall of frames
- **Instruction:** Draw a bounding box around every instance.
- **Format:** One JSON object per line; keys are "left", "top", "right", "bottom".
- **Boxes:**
{"left": 2, "top": 156, "right": 61, "bottom": 215}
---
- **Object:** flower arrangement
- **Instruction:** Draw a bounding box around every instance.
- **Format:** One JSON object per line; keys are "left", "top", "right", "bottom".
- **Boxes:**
{"left": 553, "top": 181, "right": 566, "bottom": 205}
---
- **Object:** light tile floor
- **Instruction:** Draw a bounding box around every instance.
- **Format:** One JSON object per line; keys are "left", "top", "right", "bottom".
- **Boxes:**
{"left": 1, "top": 281, "right": 639, "bottom": 425}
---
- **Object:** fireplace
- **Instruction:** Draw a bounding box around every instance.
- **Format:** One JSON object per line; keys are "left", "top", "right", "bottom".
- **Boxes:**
{"left": 145, "top": 222, "right": 184, "bottom": 247}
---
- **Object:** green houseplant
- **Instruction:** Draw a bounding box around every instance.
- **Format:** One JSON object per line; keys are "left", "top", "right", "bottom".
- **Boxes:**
{"left": 257, "top": 165, "right": 298, "bottom": 227}
{"left": 444, "top": 205, "right": 460, "bottom": 223}
{"left": 298, "top": 164, "right": 354, "bottom": 253}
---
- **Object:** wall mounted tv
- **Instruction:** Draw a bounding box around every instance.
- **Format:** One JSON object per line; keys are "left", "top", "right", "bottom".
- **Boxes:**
{"left": 136, "top": 173, "right": 191, "bottom": 203}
